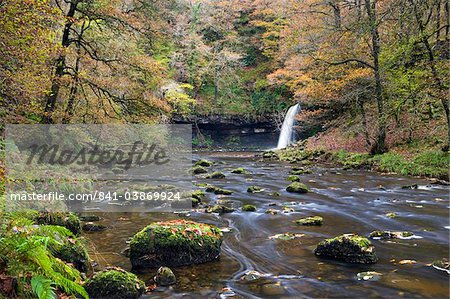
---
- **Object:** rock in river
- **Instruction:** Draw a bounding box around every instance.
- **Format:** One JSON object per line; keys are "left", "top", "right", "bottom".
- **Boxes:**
{"left": 247, "top": 186, "right": 263, "bottom": 193}
{"left": 205, "top": 171, "right": 226, "bottom": 179}
{"left": 129, "top": 220, "right": 222, "bottom": 269}
{"left": 192, "top": 165, "right": 208, "bottom": 174}
{"left": 314, "top": 234, "right": 378, "bottom": 264}
{"left": 295, "top": 216, "right": 323, "bottom": 226}
{"left": 286, "top": 182, "right": 310, "bottom": 193}
{"left": 85, "top": 267, "right": 145, "bottom": 299}
{"left": 195, "top": 159, "right": 213, "bottom": 167}
{"left": 154, "top": 266, "right": 176, "bottom": 286}
{"left": 82, "top": 222, "right": 107, "bottom": 232}
{"left": 369, "top": 230, "right": 419, "bottom": 240}
{"left": 242, "top": 204, "right": 257, "bottom": 212}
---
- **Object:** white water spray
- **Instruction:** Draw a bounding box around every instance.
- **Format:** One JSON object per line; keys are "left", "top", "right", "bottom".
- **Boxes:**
{"left": 276, "top": 103, "right": 300, "bottom": 149}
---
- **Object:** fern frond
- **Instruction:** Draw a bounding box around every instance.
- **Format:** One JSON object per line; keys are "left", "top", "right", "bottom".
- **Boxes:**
{"left": 31, "top": 276, "right": 56, "bottom": 299}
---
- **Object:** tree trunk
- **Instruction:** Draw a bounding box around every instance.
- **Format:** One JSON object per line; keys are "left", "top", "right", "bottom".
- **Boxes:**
{"left": 42, "top": 1, "right": 77, "bottom": 124}
{"left": 365, "top": 0, "right": 386, "bottom": 154}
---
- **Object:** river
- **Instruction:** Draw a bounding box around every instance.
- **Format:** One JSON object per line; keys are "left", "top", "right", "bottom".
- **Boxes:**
{"left": 83, "top": 150, "right": 449, "bottom": 298}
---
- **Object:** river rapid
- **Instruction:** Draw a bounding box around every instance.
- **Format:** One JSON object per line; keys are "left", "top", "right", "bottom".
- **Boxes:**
{"left": 83, "top": 150, "right": 449, "bottom": 298}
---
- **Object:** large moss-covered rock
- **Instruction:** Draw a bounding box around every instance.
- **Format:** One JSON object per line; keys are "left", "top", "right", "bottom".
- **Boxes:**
{"left": 129, "top": 220, "right": 222, "bottom": 269}
{"left": 191, "top": 190, "right": 206, "bottom": 207}
{"left": 206, "top": 205, "right": 235, "bottom": 214}
{"left": 286, "top": 182, "right": 310, "bottom": 194}
{"left": 85, "top": 268, "right": 145, "bottom": 299}
{"left": 33, "top": 212, "right": 81, "bottom": 236}
{"left": 51, "top": 237, "right": 92, "bottom": 274}
{"left": 314, "top": 234, "right": 377, "bottom": 264}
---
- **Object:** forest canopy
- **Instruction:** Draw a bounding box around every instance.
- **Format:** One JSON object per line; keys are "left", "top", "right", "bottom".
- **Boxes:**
{"left": 0, "top": 0, "right": 449, "bottom": 153}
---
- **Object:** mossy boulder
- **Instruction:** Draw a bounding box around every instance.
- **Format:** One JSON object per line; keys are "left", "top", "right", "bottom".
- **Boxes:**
{"left": 85, "top": 268, "right": 145, "bottom": 299}
{"left": 191, "top": 190, "right": 205, "bottom": 207}
{"left": 247, "top": 186, "right": 263, "bottom": 193}
{"left": 265, "top": 209, "right": 278, "bottom": 215}
{"left": 206, "top": 171, "right": 225, "bottom": 179}
{"left": 206, "top": 205, "right": 235, "bottom": 214}
{"left": 286, "top": 175, "right": 300, "bottom": 182}
{"left": 205, "top": 185, "right": 233, "bottom": 195}
{"left": 192, "top": 165, "right": 208, "bottom": 174}
{"left": 242, "top": 204, "right": 256, "bottom": 212}
{"left": 369, "top": 230, "right": 414, "bottom": 239}
{"left": 33, "top": 212, "right": 81, "bottom": 236}
{"left": 432, "top": 258, "right": 450, "bottom": 274}
{"left": 286, "top": 182, "right": 310, "bottom": 193}
{"left": 195, "top": 159, "right": 213, "bottom": 167}
{"left": 314, "top": 234, "right": 378, "bottom": 264}
{"left": 51, "top": 237, "right": 92, "bottom": 274}
{"left": 154, "top": 266, "right": 176, "bottom": 286}
{"left": 231, "top": 167, "right": 249, "bottom": 174}
{"left": 129, "top": 220, "right": 222, "bottom": 269}
{"left": 295, "top": 216, "right": 323, "bottom": 226}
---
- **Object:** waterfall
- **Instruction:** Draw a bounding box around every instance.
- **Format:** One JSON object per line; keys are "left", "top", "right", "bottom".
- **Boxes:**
{"left": 276, "top": 103, "right": 300, "bottom": 149}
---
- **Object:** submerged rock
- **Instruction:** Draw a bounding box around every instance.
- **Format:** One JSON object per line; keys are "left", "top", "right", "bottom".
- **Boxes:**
{"left": 231, "top": 167, "right": 249, "bottom": 174}
{"left": 295, "top": 216, "right": 323, "bottom": 226}
{"left": 271, "top": 192, "right": 281, "bottom": 197}
{"left": 82, "top": 222, "right": 107, "bottom": 232}
{"left": 401, "top": 184, "right": 418, "bottom": 189}
{"left": 385, "top": 212, "right": 397, "bottom": 218}
{"left": 240, "top": 270, "right": 265, "bottom": 282}
{"left": 369, "top": 230, "right": 418, "bottom": 240}
{"left": 432, "top": 258, "right": 450, "bottom": 274}
{"left": 242, "top": 204, "right": 257, "bottom": 212}
{"left": 205, "top": 171, "right": 225, "bottom": 179}
{"left": 85, "top": 268, "right": 145, "bottom": 299}
{"left": 286, "top": 182, "right": 310, "bottom": 193}
{"left": 314, "top": 234, "right": 378, "bottom": 264}
{"left": 195, "top": 159, "right": 213, "bottom": 167}
{"left": 286, "top": 175, "right": 300, "bottom": 182}
{"left": 289, "top": 168, "right": 312, "bottom": 175}
{"left": 206, "top": 205, "right": 235, "bottom": 214}
{"left": 129, "top": 220, "right": 222, "bottom": 268}
{"left": 269, "top": 233, "right": 304, "bottom": 240}
{"left": 247, "top": 186, "right": 263, "bottom": 193}
{"left": 154, "top": 266, "right": 176, "bottom": 286}
{"left": 356, "top": 271, "right": 382, "bottom": 281}
{"left": 265, "top": 209, "right": 278, "bottom": 215}
{"left": 79, "top": 215, "right": 102, "bottom": 222}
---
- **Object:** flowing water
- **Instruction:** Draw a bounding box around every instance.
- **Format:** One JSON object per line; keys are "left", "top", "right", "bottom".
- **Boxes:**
{"left": 277, "top": 104, "right": 300, "bottom": 149}
{"left": 83, "top": 151, "right": 449, "bottom": 298}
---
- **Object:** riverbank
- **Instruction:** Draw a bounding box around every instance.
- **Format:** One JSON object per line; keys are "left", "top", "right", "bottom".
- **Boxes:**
{"left": 267, "top": 142, "right": 450, "bottom": 181}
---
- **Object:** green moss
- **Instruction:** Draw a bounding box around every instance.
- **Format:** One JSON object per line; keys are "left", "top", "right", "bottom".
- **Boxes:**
{"left": 369, "top": 230, "right": 414, "bottom": 239}
{"left": 205, "top": 185, "right": 233, "bottom": 195}
{"left": 314, "top": 234, "right": 377, "bottom": 264}
{"left": 205, "top": 171, "right": 225, "bottom": 179}
{"left": 206, "top": 205, "right": 235, "bottom": 214}
{"left": 192, "top": 165, "right": 208, "bottom": 174}
{"left": 154, "top": 266, "right": 176, "bottom": 286}
{"left": 242, "top": 204, "right": 256, "bottom": 212}
{"left": 286, "top": 182, "right": 310, "bottom": 193}
{"left": 195, "top": 159, "right": 213, "bottom": 167}
{"left": 129, "top": 220, "right": 222, "bottom": 268}
{"left": 85, "top": 268, "right": 145, "bottom": 299}
{"left": 191, "top": 190, "right": 205, "bottom": 207}
{"left": 295, "top": 216, "right": 323, "bottom": 226}
{"left": 51, "top": 238, "right": 92, "bottom": 274}
{"left": 247, "top": 186, "right": 263, "bottom": 193}
{"left": 286, "top": 175, "right": 300, "bottom": 182}
{"left": 231, "top": 167, "right": 249, "bottom": 174}
{"left": 33, "top": 212, "right": 81, "bottom": 236}
{"left": 289, "top": 169, "right": 312, "bottom": 175}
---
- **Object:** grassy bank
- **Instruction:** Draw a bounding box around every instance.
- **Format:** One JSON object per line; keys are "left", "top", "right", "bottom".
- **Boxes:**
{"left": 274, "top": 145, "right": 449, "bottom": 181}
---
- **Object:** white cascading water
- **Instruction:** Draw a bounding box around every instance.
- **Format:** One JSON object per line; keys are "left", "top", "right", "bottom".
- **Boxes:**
{"left": 276, "top": 103, "right": 300, "bottom": 149}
